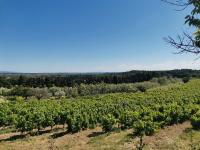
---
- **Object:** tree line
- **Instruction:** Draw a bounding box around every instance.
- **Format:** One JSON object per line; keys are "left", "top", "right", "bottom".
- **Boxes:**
{"left": 0, "top": 77, "right": 182, "bottom": 99}
{"left": 0, "top": 69, "right": 195, "bottom": 88}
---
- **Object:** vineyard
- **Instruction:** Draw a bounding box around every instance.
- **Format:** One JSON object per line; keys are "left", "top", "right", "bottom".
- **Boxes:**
{"left": 0, "top": 79, "right": 200, "bottom": 142}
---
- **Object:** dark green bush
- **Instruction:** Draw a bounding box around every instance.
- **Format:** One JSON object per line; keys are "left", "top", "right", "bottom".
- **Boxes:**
{"left": 182, "top": 77, "right": 190, "bottom": 83}
{"left": 119, "top": 111, "right": 140, "bottom": 129}
{"left": 102, "top": 114, "right": 116, "bottom": 132}
{"left": 191, "top": 111, "right": 200, "bottom": 130}
{"left": 137, "top": 85, "right": 147, "bottom": 92}
{"left": 133, "top": 119, "right": 159, "bottom": 136}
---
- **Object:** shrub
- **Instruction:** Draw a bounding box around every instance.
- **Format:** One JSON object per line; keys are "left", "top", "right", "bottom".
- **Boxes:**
{"left": 133, "top": 119, "right": 159, "bottom": 136}
{"left": 157, "top": 77, "right": 169, "bottom": 85}
{"left": 102, "top": 114, "right": 116, "bottom": 132}
{"left": 137, "top": 85, "right": 147, "bottom": 92}
{"left": 0, "top": 88, "right": 10, "bottom": 96}
{"left": 182, "top": 77, "right": 190, "bottom": 83}
{"left": 119, "top": 111, "right": 140, "bottom": 129}
{"left": 191, "top": 111, "right": 200, "bottom": 130}
{"left": 29, "top": 88, "right": 51, "bottom": 100}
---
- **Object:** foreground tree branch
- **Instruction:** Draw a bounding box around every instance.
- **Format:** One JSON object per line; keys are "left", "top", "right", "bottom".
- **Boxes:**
{"left": 161, "top": 0, "right": 191, "bottom": 11}
{"left": 164, "top": 32, "right": 200, "bottom": 54}
{"left": 163, "top": 0, "right": 200, "bottom": 55}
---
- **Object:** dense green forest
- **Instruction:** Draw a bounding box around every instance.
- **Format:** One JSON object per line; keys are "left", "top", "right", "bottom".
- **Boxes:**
{"left": 0, "top": 69, "right": 196, "bottom": 87}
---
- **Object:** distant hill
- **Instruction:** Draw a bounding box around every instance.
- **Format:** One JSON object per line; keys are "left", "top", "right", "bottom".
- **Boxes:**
{"left": 0, "top": 71, "right": 16, "bottom": 73}
{"left": 0, "top": 69, "right": 199, "bottom": 87}
{"left": 0, "top": 69, "right": 199, "bottom": 76}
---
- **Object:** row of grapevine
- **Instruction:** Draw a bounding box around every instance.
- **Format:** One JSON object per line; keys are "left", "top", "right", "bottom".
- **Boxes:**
{"left": 0, "top": 80, "right": 200, "bottom": 135}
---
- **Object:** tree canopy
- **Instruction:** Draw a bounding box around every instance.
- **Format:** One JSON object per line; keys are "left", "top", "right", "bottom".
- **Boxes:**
{"left": 163, "top": 0, "right": 200, "bottom": 54}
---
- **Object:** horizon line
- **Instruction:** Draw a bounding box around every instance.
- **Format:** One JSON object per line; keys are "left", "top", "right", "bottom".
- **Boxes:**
{"left": 0, "top": 68, "right": 198, "bottom": 74}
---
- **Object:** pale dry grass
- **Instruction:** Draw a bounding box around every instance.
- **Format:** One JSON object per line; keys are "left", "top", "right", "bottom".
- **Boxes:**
{"left": 0, "top": 122, "right": 198, "bottom": 150}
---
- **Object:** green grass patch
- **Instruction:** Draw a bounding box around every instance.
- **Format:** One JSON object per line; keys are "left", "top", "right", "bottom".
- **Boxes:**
{"left": 0, "top": 127, "right": 16, "bottom": 135}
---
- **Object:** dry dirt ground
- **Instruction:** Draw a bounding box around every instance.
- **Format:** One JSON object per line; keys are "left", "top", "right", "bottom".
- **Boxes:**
{"left": 0, "top": 122, "right": 195, "bottom": 150}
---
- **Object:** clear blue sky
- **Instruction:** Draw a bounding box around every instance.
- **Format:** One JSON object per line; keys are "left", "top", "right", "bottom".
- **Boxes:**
{"left": 0, "top": 0, "right": 199, "bottom": 72}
